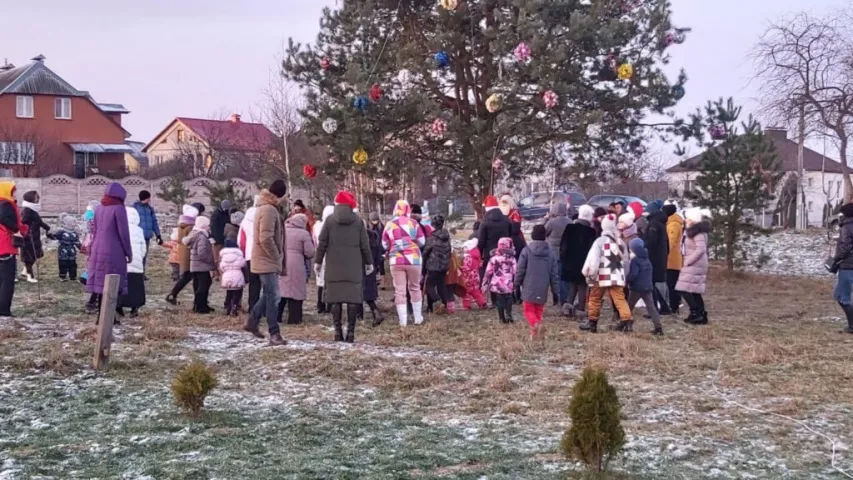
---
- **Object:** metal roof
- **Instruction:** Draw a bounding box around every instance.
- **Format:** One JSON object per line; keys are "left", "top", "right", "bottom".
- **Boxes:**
{"left": 98, "top": 103, "right": 130, "bottom": 113}
{"left": 68, "top": 143, "right": 134, "bottom": 154}
{"left": 0, "top": 62, "right": 83, "bottom": 96}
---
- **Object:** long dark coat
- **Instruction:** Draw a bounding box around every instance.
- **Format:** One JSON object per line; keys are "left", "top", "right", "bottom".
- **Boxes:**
{"left": 315, "top": 204, "right": 372, "bottom": 304}
{"left": 477, "top": 208, "right": 511, "bottom": 274}
{"left": 559, "top": 219, "right": 597, "bottom": 283}
{"left": 21, "top": 206, "right": 49, "bottom": 265}
{"left": 363, "top": 229, "right": 383, "bottom": 302}
{"left": 87, "top": 183, "right": 132, "bottom": 295}
{"left": 642, "top": 211, "right": 669, "bottom": 283}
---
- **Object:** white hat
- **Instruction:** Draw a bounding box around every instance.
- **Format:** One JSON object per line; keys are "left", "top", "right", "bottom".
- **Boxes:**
{"left": 578, "top": 204, "right": 595, "bottom": 222}
{"left": 463, "top": 239, "right": 478, "bottom": 251}
{"left": 194, "top": 215, "right": 210, "bottom": 231}
{"left": 601, "top": 213, "right": 619, "bottom": 236}
{"left": 618, "top": 212, "right": 635, "bottom": 228}
{"left": 182, "top": 204, "right": 199, "bottom": 217}
{"left": 685, "top": 207, "right": 703, "bottom": 223}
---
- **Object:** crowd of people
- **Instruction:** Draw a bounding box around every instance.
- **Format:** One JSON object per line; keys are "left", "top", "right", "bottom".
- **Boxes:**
{"left": 0, "top": 178, "right": 721, "bottom": 344}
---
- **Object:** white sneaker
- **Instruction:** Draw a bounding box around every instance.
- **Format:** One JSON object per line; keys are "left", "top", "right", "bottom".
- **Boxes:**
{"left": 396, "top": 304, "right": 408, "bottom": 327}
{"left": 25, "top": 274, "right": 37, "bottom": 284}
{"left": 412, "top": 302, "right": 424, "bottom": 325}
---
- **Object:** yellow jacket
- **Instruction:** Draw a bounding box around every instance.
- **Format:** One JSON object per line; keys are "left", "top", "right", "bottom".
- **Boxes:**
{"left": 666, "top": 214, "right": 684, "bottom": 270}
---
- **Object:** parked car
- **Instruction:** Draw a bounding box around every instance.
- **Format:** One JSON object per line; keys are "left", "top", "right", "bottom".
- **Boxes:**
{"left": 518, "top": 191, "right": 587, "bottom": 222}
{"left": 586, "top": 194, "right": 647, "bottom": 211}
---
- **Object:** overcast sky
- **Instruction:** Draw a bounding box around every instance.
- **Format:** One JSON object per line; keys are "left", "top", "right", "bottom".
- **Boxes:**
{"left": 0, "top": 0, "right": 847, "bottom": 154}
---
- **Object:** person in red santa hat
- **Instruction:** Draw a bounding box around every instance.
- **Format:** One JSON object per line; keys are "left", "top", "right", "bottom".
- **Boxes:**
{"left": 477, "top": 195, "right": 511, "bottom": 303}
{"left": 314, "top": 190, "right": 374, "bottom": 343}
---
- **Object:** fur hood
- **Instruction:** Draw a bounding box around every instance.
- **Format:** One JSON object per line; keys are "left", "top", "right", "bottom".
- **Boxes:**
{"left": 686, "top": 220, "right": 712, "bottom": 238}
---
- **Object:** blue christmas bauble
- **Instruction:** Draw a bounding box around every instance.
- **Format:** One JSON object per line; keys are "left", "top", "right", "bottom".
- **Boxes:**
{"left": 435, "top": 51, "right": 449, "bottom": 68}
{"left": 672, "top": 85, "right": 685, "bottom": 100}
{"left": 353, "top": 95, "right": 369, "bottom": 113}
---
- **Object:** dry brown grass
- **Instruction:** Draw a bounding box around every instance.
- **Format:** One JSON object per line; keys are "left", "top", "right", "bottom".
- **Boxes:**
{"left": 142, "top": 319, "right": 188, "bottom": 341}
{"left": 0, "top": 327, "right": 23, "bottom": 340}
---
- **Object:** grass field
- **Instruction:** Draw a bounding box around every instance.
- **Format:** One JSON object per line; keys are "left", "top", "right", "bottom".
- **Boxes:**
{"left": 1, "top": 246, "right": 852, "bottom": 479}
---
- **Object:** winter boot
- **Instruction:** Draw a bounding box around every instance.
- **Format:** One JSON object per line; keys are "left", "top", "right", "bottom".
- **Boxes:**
{"left": 331, "top": 304, "right": 344, "bottom": 342}
{"left": 412, "top": 302, "right": 424, "bottom": 325}
{"left": 840, "top": 303, "right": 853, "bottom": 333}
{"left": 687, "top": 311, "right": 708, "bottom": 325}
{"left": 269, "top": 332, "right": 286, "bottom": 346}
{"left": 562, "top": 302, "right": 576, "bottom": 318}
{"left": 345, "top": 304, "right": 358, "bottom": 343}
{"left": 396, "top": 304, "right": 409, "bottom": 327}
{"left": 622, "top": 320, "right": 634, "bottom": 333}
{"left": 243, "top": 323, "right": 264, "bottom": 339}
{"left": 652, "top": 326, "right": 664, "bottom": 336}
{"left": 613, "top": 321, "right": 626, "bottom": 332}
{"left": 317, "top": 287, "right": 326, "bottom": 314}
{"left": 370, "top": 303, "right": 385, "bottom": 327}
{"left": 579, "top": 319, "right": 598, "bottom": 333}
{"left": 25, "top": 273, "right": 37, "bottom": 284}
{"left": 165, "top": 294, "right": 177, "bottom": 306}
{"left": 683, "top": 310, "right": 699, "bottom": 323}
{"left": 129, "top": 308, "right": 139, "bottom": 318}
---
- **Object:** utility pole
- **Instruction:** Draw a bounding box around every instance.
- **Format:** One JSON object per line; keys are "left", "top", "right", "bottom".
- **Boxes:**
{"left": 796, "top": 103, "right": 806, "bottom": 230}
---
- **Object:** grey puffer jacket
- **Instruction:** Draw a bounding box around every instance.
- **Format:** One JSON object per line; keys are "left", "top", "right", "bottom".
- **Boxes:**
{"left": 185, "top": 229, "right": 216, "bottom": 272}
{"left": 423, "top": 228, "right": 452, "bottom": 272}
{"left": 834, "top": 217, "right": 853, "bottom": 270}
{"left": 544, "top": 202, "right": 571, "bottom": 254}
{"left": 515, "top": 240, "right": 560, "bottom": 305}
{"left": 675, "top": 221, "right": 711, "bottom": 294}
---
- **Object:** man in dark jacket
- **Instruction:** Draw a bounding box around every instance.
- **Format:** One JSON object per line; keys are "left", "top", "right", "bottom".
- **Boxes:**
{"left": 210, "top": 200, "right": 231, "bottom": 274}
{"left": 832, "top": 202, "right": 853, "bottom": 334}
{"left": 133, "top": 190, "right": 162, "bottom": 274}
{"left": 477, "top": 195, "right": 511, "bottom": 279}
{"left": 643, "top": 208, "right": 671, "bottom": 314}
{"left": 560, "top": 204, "right": 598, "bottom": 317}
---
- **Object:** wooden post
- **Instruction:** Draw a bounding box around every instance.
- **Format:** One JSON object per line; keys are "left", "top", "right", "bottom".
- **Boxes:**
{"left": 93, "top": 274, "right": 120, "bottom": 371}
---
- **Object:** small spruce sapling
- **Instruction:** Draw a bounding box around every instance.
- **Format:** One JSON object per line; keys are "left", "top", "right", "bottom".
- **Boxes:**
{"left": 561, "top": 366, "right": 625, "bottom": 472}
{"left": 171, "top": 360, "right": 218, "bottom": 416}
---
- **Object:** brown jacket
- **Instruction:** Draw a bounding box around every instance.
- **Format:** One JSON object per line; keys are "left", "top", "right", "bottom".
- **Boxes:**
{"left": 251, "top": 190, "right": 284, "bottom": 275}
{"left": 177, "top": 222, "right": 194, "bottom": 274}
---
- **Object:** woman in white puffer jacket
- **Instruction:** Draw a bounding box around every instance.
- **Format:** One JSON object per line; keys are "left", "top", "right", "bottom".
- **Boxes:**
{"left": 312, "top": 205, "right": 334, "bottom": 314}
{"left": 118, "top": 207, "right": 147, "bottom": 318}
{"left": 238, "top": 195, "right": 260, "bottom": 311}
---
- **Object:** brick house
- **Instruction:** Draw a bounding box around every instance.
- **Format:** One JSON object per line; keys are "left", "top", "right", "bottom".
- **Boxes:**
{"left": 143, "top": 114, "right": 275, "bottom": 176}
{"left": 0, "top": 55, "right": 132, "bottom": 178}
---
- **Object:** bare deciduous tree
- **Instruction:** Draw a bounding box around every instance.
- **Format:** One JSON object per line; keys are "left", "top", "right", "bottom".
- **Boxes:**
{"left": 753, "top": 11, "right": 853, "bottom": 202}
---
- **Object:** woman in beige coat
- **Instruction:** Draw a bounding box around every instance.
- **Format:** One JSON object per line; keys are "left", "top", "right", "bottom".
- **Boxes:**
{"left": 277, "top": 214, "right": 315, "bottom": 325}
{"left": 675, "top": 208, "right": 711, "bottom": 325}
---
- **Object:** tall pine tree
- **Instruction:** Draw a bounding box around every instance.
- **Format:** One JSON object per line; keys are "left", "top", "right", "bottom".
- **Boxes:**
{"left": 689, "top": 98, "right": 782, "bottom": 270}
{"left": 283, "top": 0, "right": 689, "bottom": 215}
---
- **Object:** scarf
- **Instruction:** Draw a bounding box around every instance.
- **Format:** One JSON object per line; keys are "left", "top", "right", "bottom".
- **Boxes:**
{"left": 21, "top": 200, "right": 40, "bottom": 213}
{"left": 101, "top": 195, "right": 124, "bottom": 207}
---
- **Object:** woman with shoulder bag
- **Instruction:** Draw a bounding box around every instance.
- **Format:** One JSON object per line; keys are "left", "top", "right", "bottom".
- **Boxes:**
{"left": 831, "top": 203, "right": 853, "bottom": 334}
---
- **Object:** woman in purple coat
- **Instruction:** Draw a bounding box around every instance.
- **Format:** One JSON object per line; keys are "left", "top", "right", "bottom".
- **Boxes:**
{"left": 85, "top": 182, "right": 132, "bottom": 315}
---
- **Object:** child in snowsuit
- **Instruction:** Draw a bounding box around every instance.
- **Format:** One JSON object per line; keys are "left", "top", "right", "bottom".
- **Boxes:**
{"left": 166, "top": 205, "right": 199, "bottom": 305}
{"left": 626, "top": 238, "right": 663, "bottom": 335}
{"left": 53, "top": 213, "right": 82, "bottom": 281}
{"left": 219, "top": 239, "right": 246, "bottom": 316}
{"left": 184, "top": 216, "right": 215, "bottom": 314}
{"left": 423, "top": 215, "right": 454, "bottom": 314}
{"left": 580, "top": 213, "right": 631, "bottom": 333}
{"left": 162, "top": 228, "right": 181, "bottom": 282}
{"left": 461, "top": 239, "right": 487, "bottom": 310}
{"left": 482, "top": 237, "right": 517, "bottom": 323}
{"left": 515, "top": 225, "right": 560, "bottom": 340}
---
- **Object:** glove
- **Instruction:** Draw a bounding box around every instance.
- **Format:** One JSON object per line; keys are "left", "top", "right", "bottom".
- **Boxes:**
{"left": 156, "top": 236, "right": 163, "bottom": 246}
{"left": 365, "top": 264, "right": 375, "bottom": 276}
{"left": 126, "top": 256, "right": 132, "bottom": 264}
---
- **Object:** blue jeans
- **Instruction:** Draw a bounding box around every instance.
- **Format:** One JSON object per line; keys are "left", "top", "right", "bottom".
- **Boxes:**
{"left": 834, "top": 269, "right": 853, "bottom": 304}
{"left": 250, "top": 273, "right": 280, "bottom": 335}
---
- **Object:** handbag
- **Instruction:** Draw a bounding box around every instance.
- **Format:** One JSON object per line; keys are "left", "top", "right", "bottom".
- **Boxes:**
{"left": 826, "top": 257, "right": 840, "bottom": 274}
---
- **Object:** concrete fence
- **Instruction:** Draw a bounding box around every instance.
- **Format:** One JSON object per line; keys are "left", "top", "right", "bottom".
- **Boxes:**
{"left": 0, "top": 175, "right": 271, "bottom": 216}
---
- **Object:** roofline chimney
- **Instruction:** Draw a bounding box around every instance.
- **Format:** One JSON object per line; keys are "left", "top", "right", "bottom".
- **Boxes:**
{"left": 31, "top": 54, "right": 45, "bottom": 63}
{"left": 230, "top": 113, "right": 241, "bottom": 123}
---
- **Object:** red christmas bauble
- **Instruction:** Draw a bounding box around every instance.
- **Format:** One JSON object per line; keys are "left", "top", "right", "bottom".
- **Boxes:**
{"left": 320, "top": 58, "right": 331, "bottom": 71}
{"left": 369, "top": 84, "right": 383, "bottom": 102}
{"left": 303, "top": 164, "right": 317, "bottom": 179}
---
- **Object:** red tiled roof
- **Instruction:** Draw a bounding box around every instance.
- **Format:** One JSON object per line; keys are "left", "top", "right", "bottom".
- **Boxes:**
{"left": 176, "top": 117, "right": 275, "bottom": 152}
{"left": 667, "top": 129, "right": 847, "bottom": 174}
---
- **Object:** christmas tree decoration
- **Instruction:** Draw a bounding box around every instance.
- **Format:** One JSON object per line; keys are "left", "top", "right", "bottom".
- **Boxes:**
{"left": 486, "top": 94, "right": 504, "bottom": 113}
{"left": 674, "top": 30, "right": 687, "bottom": 44}
{"left": 617, "top": 63, "right": 633, "bottom": 80}
{"left": 664, "top": 32, "right": 675, "bottom": 46}
{"left": 431, "top": 119, "right": 447, "bottom": 139}
{"left": 398, "top": 69, "right": 412, "bottom": 88}
{"left": 492, "top": 158, "right": 504, "bottom": 172}
{"left": 709, "top": 124, "right": 726, "bottom": 140}
{"left": 320, "top": 58, "right": 331, "bottom": 70}
{"left": 671, "top": 84, "right": 685, "bottom": 100}
{"left": 543, "top": 90, "right": 558, "bottom": 109}
{"left": 434, "top": 51, "right": 449, "bottom": 68}
{"left": 369, "top": 83, "right": 383, "bottom": 102}
{"left": 514, "top": 42, "right": 531, "bottom": 62}
{"left": 302, "top": 164, "right": 317, "bottom": 179}
{"left": 352, "top": 147, "right": 368, "bottom": 165}
{"left": 322, "top": 118, "right": 338, "bottom": 134}
{"left": 439, "top": 0, "right": 458, "bottom": 11}
{"left": 353, "top": 95, "right": 369, "bottom": 113}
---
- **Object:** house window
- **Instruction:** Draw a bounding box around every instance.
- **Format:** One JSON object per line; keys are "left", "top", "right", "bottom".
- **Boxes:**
{"left": 808, "top": 201, "right": 814, "bottom": 212}
{"left": 177, "top": 129, "right": 185, "bottom": 142}
{"left": 0, "top": 142, "right": 35, "bottom": 164}
{"left": 16, "top": 96, "right": 33, "bottom": 118}
{"left": 54, "top": 97, "right": 72, "bottom": 119}
{"left": 190, "top": 135, "right": 197, "bottom": 142}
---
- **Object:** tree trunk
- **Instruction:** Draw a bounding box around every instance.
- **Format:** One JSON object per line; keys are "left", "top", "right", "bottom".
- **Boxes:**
{"left": 726, "top": 222, "right": 736, "bottom": 271}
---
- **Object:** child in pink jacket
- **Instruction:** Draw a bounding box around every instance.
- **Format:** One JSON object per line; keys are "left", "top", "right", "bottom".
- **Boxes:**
{"left": 461, "top": 239, "right": 487, "bottom": 310}
{"left": 219, "top": 239, "right": 246, "bottom": 316}
{"left": 482, "top": 237, "right": 517, "bottom": 323}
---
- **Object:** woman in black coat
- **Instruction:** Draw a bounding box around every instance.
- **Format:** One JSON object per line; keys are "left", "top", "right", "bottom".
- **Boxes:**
{"left": 20, "top": 191, "right": 50, "bottom": 283}
{"left": 559, "top": 205, "right": 598, "bottom": 316}
{"left": 643, "top": 210, "right": 671, "bottom": 314}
